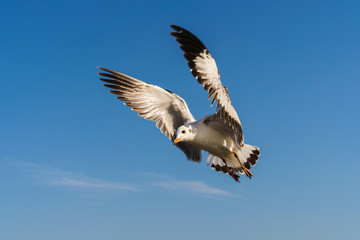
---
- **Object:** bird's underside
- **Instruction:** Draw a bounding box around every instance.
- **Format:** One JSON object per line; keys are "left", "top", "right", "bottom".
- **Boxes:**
{"left": 98, "top": 25, "right": 260, "bottom": 182}
{"left": 199, "top": 115, "right": 260, "bottom": 182}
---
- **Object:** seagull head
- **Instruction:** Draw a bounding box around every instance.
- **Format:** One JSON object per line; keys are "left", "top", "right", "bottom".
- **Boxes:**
{"left": 174, "top": 125, "right": 195, "bottom": 145}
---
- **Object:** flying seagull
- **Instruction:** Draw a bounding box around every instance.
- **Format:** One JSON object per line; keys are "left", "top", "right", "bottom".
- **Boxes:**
{"left": 98, "top": 25, "right": 260, "bottom": 182}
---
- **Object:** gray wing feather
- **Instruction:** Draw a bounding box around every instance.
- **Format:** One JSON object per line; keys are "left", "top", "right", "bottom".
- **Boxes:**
{"left": 202, "top": 114, "right": 243, "bottom": 146}
{"left": 98, "top": 67, "right": 201, "bottom": 162}
{"left": 170, "top": 25, "right": 243, "bottom": 143}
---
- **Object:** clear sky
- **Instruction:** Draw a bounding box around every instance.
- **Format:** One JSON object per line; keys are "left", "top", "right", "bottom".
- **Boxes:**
{"left": 1, "top": 0, "right": 360, "bottom": 239}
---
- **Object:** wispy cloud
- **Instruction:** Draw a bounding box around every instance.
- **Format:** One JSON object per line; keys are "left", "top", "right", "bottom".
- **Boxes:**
{"left": 49, "top": 177, "right": 140, "bottom": 191}
{"left": 7, "top": 161, "right": 235, "bottom": 198}
{"left": 154, "top": 180, "right": 234, "bottom": 197}
{"left": 12, "top": 161, "right": 140, "bottom": 192}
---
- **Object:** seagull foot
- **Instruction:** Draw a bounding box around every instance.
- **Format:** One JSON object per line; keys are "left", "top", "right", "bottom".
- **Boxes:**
{"left": 220, "top": 157, "right": 240, "bottom": 182}
{"left": 232, "top": 152, "right": 253, "bottom": 180}
{"left": 229, "top": 171, "right": 240, "bottom": 182}
{"left": 241, "top": 163, "right": 253, "bottom": 179}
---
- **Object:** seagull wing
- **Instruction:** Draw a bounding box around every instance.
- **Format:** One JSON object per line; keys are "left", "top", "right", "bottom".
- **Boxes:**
{"left": 170, "top": 25, "right": 243, "bottom": 143}
{"left": 98, "top": 67, "right": 201, "bottom": 162}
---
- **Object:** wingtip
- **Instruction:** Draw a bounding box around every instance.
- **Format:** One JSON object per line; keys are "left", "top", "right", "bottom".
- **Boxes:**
{"left": 98, "top": 67, "right": 113, "bottom": 75}
{"left": 170, "top": 24, "right": 182, "bottom": 32}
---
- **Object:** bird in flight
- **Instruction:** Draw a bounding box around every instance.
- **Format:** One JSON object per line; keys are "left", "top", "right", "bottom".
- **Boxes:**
{"left": 98, "top": 25, "right": 260, "bottom": 182}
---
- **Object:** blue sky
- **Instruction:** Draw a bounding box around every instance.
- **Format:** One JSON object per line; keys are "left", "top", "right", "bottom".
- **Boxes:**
{"left": 1, "top": 0, "right": 360, "bottom": 239}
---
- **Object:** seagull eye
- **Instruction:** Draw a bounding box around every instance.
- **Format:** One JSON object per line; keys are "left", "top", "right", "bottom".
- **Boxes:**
{"left": 182, "top": 130, "right": 186, "bottom": 134}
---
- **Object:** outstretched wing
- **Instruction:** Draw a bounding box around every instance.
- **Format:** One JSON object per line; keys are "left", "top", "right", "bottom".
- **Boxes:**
{"left": 98, "top": 67, "right": 201, "bottom": 162}
{"left": 170, "top": 25, "right": 243, "bottom": 143}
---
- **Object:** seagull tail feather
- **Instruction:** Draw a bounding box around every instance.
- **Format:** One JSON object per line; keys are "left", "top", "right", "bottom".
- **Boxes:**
{"left": 239, "top": 144, "right": 260, "bottom": 170}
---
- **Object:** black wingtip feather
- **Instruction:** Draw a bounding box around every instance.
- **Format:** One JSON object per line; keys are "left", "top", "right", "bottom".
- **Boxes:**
{"left": 100, "top": 78, "right": 119, "bottom": 85}
{"left": 103, "top": 84, "right": 122, "bottom": 90}
{"left": 170, "top": 32, "right": 182, "bottom": 38}
{"left": 98, "top": 72, "right": 112, "bottom": 78}
{"left": 170, "top": 24, "right": 182, "bottom": 31}
{"left": 109, "top": 90, "right": 122, "bottom": 95}
{"left": 98, "top": 67, "right": 109, "bottom": 72}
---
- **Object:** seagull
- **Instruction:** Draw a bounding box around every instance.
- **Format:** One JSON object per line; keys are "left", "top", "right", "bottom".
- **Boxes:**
{"left": 98, "top": 25, "right": 260, "bottom": 182}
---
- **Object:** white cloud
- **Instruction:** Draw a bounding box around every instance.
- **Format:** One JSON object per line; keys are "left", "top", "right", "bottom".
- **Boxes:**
{"left": 7, "top": 161, "right": 235, "bottom": 198}
{"left": 50, "top": 177, "right": 140, "bottom": 191}
{"left": 12, "top": 161, "right": 140, "bottom": 192}
{"left": 154, "top": 180, "right": 234, "bottom": 197}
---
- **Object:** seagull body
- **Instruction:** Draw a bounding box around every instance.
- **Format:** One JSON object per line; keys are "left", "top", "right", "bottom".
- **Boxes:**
{"left": 99, "top": 25, "right": 260, "bottom": 182}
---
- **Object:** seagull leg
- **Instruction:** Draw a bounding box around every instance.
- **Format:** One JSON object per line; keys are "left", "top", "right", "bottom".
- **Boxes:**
{"left": 233, "top": 152, "right": 253, "bottom": 179}
{"left": 241, "top": 164, "right": 253, "bottom": 179}
{"left": 228, "top": 170, "right": 240, "bottom": 182}
{"left": 220, "top": 157, "right": 240, "bottom": 182}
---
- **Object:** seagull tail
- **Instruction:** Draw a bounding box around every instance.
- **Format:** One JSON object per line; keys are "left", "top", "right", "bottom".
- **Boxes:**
{"left": 239, "top": 144, "right": 260, "bottom": 169}
{"left": 206, "top": 144, "right": 260, "bottom": 182}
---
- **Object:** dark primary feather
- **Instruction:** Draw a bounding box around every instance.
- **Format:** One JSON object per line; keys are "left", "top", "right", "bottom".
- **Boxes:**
{"left": 98, "top": 67, "right": 201, "bottom": 162}
{"left": 170, "top": 25, "right": 244, "bottom": 143}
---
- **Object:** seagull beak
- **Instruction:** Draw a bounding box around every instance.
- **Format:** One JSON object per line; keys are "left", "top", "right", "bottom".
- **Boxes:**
{"left": 173, "top": 137, "right": 182, "bottom": 145}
